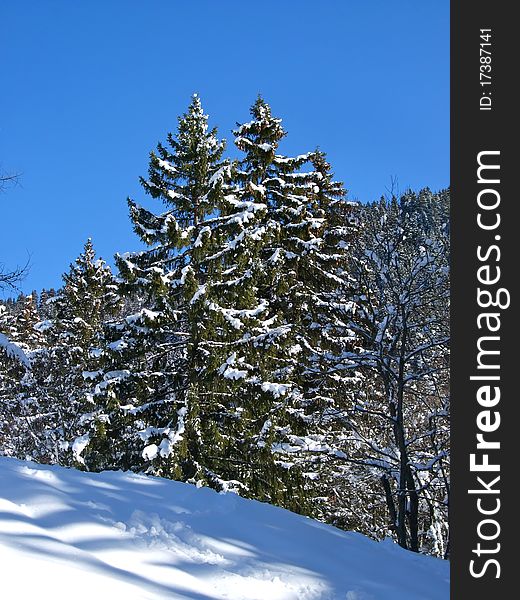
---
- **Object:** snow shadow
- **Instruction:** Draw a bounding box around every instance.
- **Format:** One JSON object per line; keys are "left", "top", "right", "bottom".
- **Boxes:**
{"left": 0, "top": 458, "right": 449, "bottom": 600}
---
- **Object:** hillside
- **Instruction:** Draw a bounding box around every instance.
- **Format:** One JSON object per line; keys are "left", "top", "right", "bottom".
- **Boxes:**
{"left": 0, "top": 457, "right": 449, "bottom": 599}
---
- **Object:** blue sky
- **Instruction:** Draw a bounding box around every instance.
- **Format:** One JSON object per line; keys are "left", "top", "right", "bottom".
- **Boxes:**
{"left": 0, "top": 1, "right": 449, "bottom": 297}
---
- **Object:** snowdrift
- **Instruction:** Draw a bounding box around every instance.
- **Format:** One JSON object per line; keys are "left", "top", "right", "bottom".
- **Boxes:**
{"left": 0, "top": 457, "right": 449, "bottom": 599}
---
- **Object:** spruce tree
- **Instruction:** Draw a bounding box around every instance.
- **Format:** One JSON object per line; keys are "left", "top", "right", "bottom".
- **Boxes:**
{"left": 86, "top": 95, "right": 227, "bottom": 476}
{"left": 23, "top": 239, "right": 121, "bottom": 465}
{"left": 191, "top": 98, "right": 357, "bottom": 512}
{"left": 0, "top": 302, "right": 31, "bottom": 456}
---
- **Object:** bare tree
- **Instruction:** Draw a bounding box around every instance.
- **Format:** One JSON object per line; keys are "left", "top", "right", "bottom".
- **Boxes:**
{"left": 342, "top": 189, "right": 450, "bottom": 555}
{"left": 1, "top": 165, "right": 27, "bottom": 290}
{"left": 0, "top": 174, "right": 18, "bottom": 193}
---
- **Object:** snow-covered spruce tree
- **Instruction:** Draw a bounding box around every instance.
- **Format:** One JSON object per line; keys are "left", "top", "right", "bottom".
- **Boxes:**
{"left": 12, "top": 293, "right": 44, "bottom": 348}
{"left": 82, "top": 95, "right": 228, "bottom": 475}
{"left": 336, "top": 189, "right": 450, "bottom": 556}
{"left": 15, "top": 240, "right": 121, "bottom": 465}
{"left": 0, "top": 303, "right": 17, "bottom": 455}
{"left": 0, "top": 294, "right": 48, "bottom": 460}
{"left": 0, "top": 302, "right": 32, "bottom": 456}
{"left": 273, "top": 150, "right": 365, "bottom": 523}
{"left": 169, "top": 96, "right": 292, "bottom": 499}
{"left": 188, "top": 98, "right": 358, "bottom": 512}
{"left": 38, "top": 288, "right": 58, "bottom": 320}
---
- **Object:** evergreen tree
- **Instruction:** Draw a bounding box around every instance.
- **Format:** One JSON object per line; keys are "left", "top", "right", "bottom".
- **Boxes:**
{"left": 0, "top": 302, "right": 30, "bottom": 456}
{"left": 15, "top": 240, "right": 121, "bottom": 465}
{"left": 38, "top": 288, "right": 58, "bottom": 320}
{"left": 12, "top": 293, "right": 43, "bottom": 348}
{"left": 84, "top": 95, "right": 227, "bottom": 475}
{"left": 0, "top": 294, "right": 42, "bottom": 459}
{"left": 187, "top": 99, "right": 357, "bottom": 512}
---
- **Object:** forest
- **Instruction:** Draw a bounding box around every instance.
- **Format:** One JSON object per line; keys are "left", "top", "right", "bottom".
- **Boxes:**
{"left": 0, "top": 95, "right": 450, "bottom": 558}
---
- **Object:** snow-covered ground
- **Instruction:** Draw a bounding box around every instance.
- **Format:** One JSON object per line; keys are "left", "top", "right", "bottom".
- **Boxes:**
{"left": 0, "top": 457, "right": 449, "bottom": 599}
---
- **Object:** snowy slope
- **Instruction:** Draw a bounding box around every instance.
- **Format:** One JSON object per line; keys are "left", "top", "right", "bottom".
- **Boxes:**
{"left": 0, "top": 457, "right": 449, "bottom": 599}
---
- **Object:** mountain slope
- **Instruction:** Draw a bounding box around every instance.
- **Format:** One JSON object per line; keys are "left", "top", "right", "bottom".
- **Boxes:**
{"left": 0, "top": 457, "right": 449, "bottom": 599}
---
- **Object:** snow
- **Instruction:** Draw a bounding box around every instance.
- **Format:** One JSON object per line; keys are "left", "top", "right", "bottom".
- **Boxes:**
{"left": 249, "top": 182, "right": 266, "bottom": 195}
{"left": 0, "top": 332, "right": 30, "bottom": 367}
{"left": 34, "top": 319, "right": 54, "bottom": 332}
{"left": 108, "top": 338, "right": 127, "bottom": 351}
{"left": 142, "top": 443, "right": 159, "bottom": 461}
{"left": 222, "top": 366, "right": 248, "bottom": 380}
{"left": 0, "top": 457, "right": 449, "bottom": 599}
{"left": 194, "top": 226, "right": 211, "bottom": 248}
{"left": 219, "top": 353, "right": 248, "bottom": 380}
{"left": 126, "top": 308, "right": 160, "bottom": 325}
{"left": 208, "top": 165, "right": 232, "bottom": 188}
{"left": 103, "top": 369, "right": 131, "bottom": 382}
{"left": 261, "top": 381, "right": 290, "bottom": 398}
{"left": 82, "top": 370, "right": 102, "bottom": 380}
{"left": 190, "top": 284, "right": 206, "bottom": 304}
{"left": 71, "top": 434, "right": 90, "bottom": 465}
{"left": 140, "top": 407, "right": 188, "bottom": 462}
{"left": 157, "top": 159, "right": 177, "bottom": 174}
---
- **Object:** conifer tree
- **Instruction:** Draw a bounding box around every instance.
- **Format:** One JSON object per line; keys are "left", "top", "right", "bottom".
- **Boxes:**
{"left": 0, "top": 294, "right": 44, "bottom": 460}
{"left": 188, "top": 99, "right": 357, "bottom": 511}
{"left": 0, "top": 302, "right": 30, "bottom": 456}
{"left": 38, "top": 288, "right": 58, "bottom": 320}
{"left": 85, "top": 95, "right": 227, "bottom": 475}
{"left": 12, "top": 293, "right": 43, "bottom": 348}
{"left": 18, "top": 240, "right": 121, "bottom": 465}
